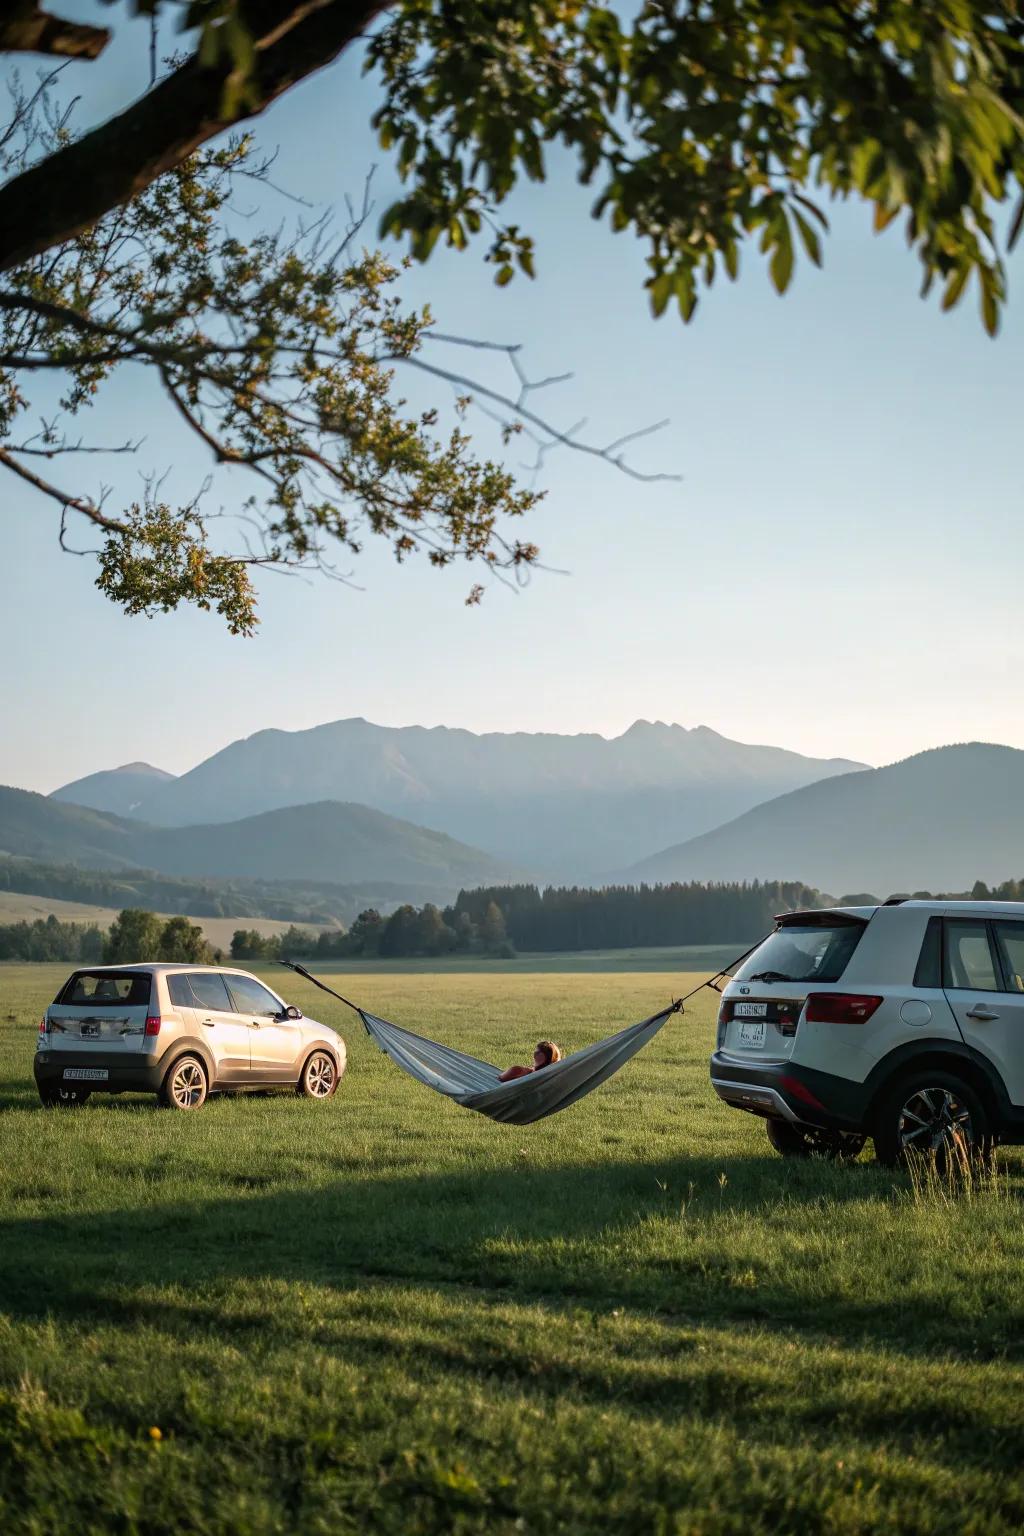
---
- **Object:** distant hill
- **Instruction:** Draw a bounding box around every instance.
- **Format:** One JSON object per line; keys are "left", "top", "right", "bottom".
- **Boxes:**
{"left": 620, "top": 744, "right": 1024, "bottom": 893}
{"left": 51, "top": 762, "right": 175, "bottom": 818}
{"left": 0, "top": 787, "right": 520, "bottom": 894}
{"left": 59, "top": 717, "right": 867, "bottom": 876}
{"left": 0, "top": 786, "right": 137, "bottom": 868}
{"left": 0, "top": 852, "right": 474, "bottom": 926}
{"left": 128, "top": 801, "right": 521, "bottom": 888}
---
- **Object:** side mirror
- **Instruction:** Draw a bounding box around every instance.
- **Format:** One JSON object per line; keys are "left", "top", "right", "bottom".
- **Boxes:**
{"left": 284, "top": 1005, "right": 302, "bottom": 1021}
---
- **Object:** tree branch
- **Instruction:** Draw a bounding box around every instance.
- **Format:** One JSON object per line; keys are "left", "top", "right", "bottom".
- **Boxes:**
{"left": 0, "top": 446, "right": 126, "bottom": 533}
{"left": 0, "top": 4, "right": 109, "bottom": 61}
{"left": 0, "top": 0, "right": 390, "bottom": 272}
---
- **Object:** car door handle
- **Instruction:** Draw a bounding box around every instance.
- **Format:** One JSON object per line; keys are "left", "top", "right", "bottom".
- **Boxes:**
{"left": 250, "top": 1021, "right": 261, "bottom": 1029}
{"left": 200, "top": 1018, "right": 215, "bottom": 1027}
{"left": 965, "top": 1006, "right": 1000, "bottom": 1021}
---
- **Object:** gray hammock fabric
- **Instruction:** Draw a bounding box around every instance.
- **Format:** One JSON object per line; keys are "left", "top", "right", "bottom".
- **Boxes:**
{"left": 359, "top": 1002, "right": 681, "bottom": 1125}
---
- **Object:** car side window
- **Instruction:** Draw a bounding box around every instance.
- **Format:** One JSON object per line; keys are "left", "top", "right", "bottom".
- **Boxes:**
{"left": 226, "top": 974, "right": 282, "bottom": 1017}
{"left": 993, "top": 923, "right": 1024, "bottom": 994}
{"left": 943, "top": 920, "right": 999, "bottom": 991}
{"left": 186, "top": 972, "right": 235, "bottom": 1011}
{"left": 913, "top": 917, "right": 943, "bottom": 987}
{"left": 166, "top": 974, "right": 193, "bottom": 1009}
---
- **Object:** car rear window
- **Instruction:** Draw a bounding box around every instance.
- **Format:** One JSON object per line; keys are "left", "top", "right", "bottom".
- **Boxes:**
{"left": 57, "top": 971, "right": 152, "bottom": 1007}
{"left": 732, "top": 920, "right": 866, "bottom": 985}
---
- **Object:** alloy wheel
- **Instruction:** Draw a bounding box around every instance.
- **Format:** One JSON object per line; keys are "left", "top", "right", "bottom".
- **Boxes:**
{"left": 897, "top": 1086, "right": 973, "bottom": 1155}
{"left": 170, "top": 1060, "right": 206, "bottom": 1109}
{"left": 305, "top": 1054, "right": 335, "bottom": 1098}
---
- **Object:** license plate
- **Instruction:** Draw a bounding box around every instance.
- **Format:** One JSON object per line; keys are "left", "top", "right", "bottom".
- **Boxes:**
{"left": 738, "top": 1020, "right": 767, "bottom": 1049}
{"left": 63, "top": 1067, "right": 108, "bottom": 1081}
{"left": 734, "top": 1002, "right": 768, "bottom": 1018}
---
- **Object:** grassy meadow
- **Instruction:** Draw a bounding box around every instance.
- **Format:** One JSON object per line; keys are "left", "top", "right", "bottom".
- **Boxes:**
{"left": 1, "top": 961, "right": 1024, "bottom": 1533}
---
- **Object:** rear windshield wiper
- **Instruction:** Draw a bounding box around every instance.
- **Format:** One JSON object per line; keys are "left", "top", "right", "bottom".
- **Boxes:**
{"left": 746, "top": 970, "right": 796, "bottom": 983}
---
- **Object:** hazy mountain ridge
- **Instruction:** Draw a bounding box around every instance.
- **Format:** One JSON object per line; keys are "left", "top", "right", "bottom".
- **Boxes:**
{"left": 51, "top": 717, "right": 867, "bottom": 876}
{"left": 0, "top": 786, "right": 518, "bottom": 894}
{"left": 621, "top": 743, "right": 1024, "bottom": 893}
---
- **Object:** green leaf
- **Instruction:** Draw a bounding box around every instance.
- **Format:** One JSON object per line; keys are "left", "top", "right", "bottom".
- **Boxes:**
{"left": 1008, "top": 193, "right": 1024, "bottom": 254}
{"left": 980, "top": 279, "right": 1000, "bottom": 337}
{"left": 649, "top": 271, "right": 672, "bottom": 317}
{"left": 791, "top": 208, "right": 822, "bottom": 267}
{"left": 941, "top": 266, "right": 970, "bottom": 311}
{"left": 495, "top": 265, "right": 514, "bottom": 287}
{"left": 769, "top": 219, "right": 794, "bottom": 295}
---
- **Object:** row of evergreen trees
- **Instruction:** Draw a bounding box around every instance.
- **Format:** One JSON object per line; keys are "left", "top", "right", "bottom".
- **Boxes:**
{"left": 6, "top": 878, "right": 1024, "bottom": 963}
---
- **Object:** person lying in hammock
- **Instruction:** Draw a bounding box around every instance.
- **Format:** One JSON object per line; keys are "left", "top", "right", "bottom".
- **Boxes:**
{"left": 499, "top": 1040, "right": 563, "bottom": 1082}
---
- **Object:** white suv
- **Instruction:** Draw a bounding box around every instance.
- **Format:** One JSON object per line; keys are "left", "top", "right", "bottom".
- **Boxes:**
{"left": 711, "top": 900, "right": 1024, "bottom": 1164}
{"left": 35, "top": 963, "right": 347, "bottom": 1110}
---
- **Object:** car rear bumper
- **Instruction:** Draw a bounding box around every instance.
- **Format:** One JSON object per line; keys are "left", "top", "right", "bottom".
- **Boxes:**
{"left": 34, "top": 1049, "right": 165, "bottom": 1095}
{"left": 710, "top": 1053, "right": 869, "bottom": 1132}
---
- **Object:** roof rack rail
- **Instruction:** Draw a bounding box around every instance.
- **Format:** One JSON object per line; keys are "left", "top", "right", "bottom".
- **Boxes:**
{"left": 882, "top": 895, "right": 908, "bottom": 905}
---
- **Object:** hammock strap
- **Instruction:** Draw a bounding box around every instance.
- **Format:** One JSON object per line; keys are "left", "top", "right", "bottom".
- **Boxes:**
{"left": 277, "top": 959, "right": 366, "bottom": 1022}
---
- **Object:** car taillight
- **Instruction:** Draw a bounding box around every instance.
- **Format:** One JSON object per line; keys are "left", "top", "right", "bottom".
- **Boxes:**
{"left": 805, "top": 993, "right": 883, "bottom": 1024}
{"left": 716, "top": 1000, "right": 729, "bottom": 1047}
{"left": 39, "top": 1016, "right": 48, "bottom": 1035}
{"left": 145, "top": 1016, "right": 162, "bottom": 1037}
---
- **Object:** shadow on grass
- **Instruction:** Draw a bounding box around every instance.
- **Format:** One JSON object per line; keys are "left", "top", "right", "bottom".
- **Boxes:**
{"left": 2, "top": 1143, "right": 1020, "bottom": 1364}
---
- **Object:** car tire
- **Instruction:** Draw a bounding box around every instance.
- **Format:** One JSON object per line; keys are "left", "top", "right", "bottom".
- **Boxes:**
{"left": 39, "top": 1084, "right": 91, "bottom": 1108}
{"left": 765, "top": 1117, "right": 866, "bottom": 1160}
{"left": 872, "top": 1069, "right": 991, "bottom": 1170}
{"left": 159, "top": 1054, "right": 209, "bottom": 1111}
{"left": 297, "top": 1050, "right": 339, "bottom": 1100}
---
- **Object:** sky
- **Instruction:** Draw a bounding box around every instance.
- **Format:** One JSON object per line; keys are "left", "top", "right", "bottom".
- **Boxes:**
{"left": 2, "top": 2, "right": 1023, "bottom": 794}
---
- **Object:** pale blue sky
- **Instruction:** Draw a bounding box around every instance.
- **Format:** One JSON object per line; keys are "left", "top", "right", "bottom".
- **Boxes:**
{"left": 3, "top": 3, "right": 1023, "bottom": 794}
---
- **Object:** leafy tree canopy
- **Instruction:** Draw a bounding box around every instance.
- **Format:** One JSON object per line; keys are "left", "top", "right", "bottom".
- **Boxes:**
{"left": 2, "top": 1, "right": 1021, "bottom": 630}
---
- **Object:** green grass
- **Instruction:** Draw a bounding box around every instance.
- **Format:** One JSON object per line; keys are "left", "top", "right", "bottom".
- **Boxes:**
{"left": 2, "top": 964, "right": 1024, "bottom": 1534}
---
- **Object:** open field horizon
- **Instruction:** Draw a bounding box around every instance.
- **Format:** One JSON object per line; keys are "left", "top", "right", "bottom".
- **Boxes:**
{"left": 2, "top": 964, "right": 1024, "bottom": 1532}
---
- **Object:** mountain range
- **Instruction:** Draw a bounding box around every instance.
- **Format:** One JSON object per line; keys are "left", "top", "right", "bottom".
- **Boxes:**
{"left": 30, "top": 726, "right": 1024, "bottom": 902}
{"left": 51, "top": 718, "right": 866, "bottom": 876}
{"left": 622, "top": 743, "right": 1024, "bottom": 894}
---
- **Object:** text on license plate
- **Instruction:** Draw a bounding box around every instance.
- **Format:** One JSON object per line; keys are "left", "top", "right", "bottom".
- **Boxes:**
{"left": 63, "top": 1067, "right": 109, "bottom": 1081}
{"left": 734, "top": 1002, "right": 768, "bottom": 1017}
{"left": 738, "top": 1020, "right": 767, "bottom": 1049}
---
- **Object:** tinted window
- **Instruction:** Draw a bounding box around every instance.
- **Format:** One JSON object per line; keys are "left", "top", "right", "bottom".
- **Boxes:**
{"left": 993, "top": 923, "right": 1024, "bottom": 994}
{"left": 226, "top": 974, "right": 282, "bottom": 1017}
{"left": 59, "top": 971, "right": 152, "bottom": 1007}
{"left": 166, "top": 974, "right": 192, "bottom": 1008}
{"left": 733, "top": 921, "right": 865, "bottom": 984}
{"left": 944, "top": 921, "right": 999, "bottom": 991}
{"left": 186, "top": 972, "right": 235, "bottom": 1011}
{"left": 913, "top": 917, "right": 943, "bottom": 987}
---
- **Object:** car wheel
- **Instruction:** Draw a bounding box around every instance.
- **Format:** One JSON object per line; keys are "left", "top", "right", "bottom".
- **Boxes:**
{"left": 873, "top": 1070, "right": 991, "bottom": 1170}
{"left": 160, "top": 1055, "right": 208, "bottom": 1111}
{"left": 297, "top": 1050, "right": 338, "bottom": 1100}
{"left": 39, "top": 1084, "right": 91, "bottom": 1108}
{"left": 765, "top": 1117, "right": 866, "bottom": 1160}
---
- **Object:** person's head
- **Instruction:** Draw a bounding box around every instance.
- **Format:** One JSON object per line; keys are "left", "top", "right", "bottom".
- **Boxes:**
{"left": 533, "top": 1040, "right": 562, "bottom": 1069}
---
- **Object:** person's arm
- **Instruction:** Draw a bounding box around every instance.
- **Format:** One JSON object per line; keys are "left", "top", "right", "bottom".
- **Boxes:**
{"left": 498, "top": 1065, "right": 532, "bottom": 1082}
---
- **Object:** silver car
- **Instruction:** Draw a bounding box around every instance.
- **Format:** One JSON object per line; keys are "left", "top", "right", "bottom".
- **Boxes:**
{"left": 35, "top": 963, "right": 347, "bottom": 1110}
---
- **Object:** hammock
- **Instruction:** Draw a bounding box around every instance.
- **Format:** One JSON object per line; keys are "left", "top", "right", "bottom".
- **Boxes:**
{"left": 279, "top": 940, "right": 766, "bottom": 1124}
{"left": 358, "top": 1002, "right": 680, "bottom": 1125}
{"left": 279, "top": 960, "right": 685, "bottom": 1125}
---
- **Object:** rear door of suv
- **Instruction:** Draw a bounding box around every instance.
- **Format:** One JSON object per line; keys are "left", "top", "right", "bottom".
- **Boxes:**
{"left": 942, "top": 917, "right": 1024, "bottom": 1107}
